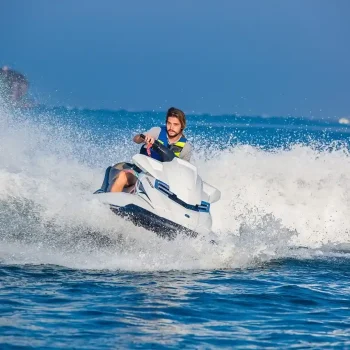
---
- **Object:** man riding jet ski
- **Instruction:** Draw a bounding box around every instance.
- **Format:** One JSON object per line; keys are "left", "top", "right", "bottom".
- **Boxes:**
{"left": 110, "top": 107, "right": 193, "bottom": 193}
{"left": 94, "top": 107, "right": 221, "bottom": 238}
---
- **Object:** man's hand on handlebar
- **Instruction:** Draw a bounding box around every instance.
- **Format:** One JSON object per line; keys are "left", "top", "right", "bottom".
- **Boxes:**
{"left": 143, "top": 133, "right": 155, "bottom": 145}
{"left": 134, "top": 133, "right": 175, "bottom": 162}
{"left": 133, "top": 133, "right": 155, "bottom": 144}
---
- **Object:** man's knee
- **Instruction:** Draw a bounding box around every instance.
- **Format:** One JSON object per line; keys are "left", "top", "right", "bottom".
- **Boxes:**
{"left": 117, "top": 170, "right": 128, "bottom": 183}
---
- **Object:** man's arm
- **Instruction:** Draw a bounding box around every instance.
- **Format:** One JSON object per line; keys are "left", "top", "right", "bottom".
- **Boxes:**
{"left": 133, "top": 134, "right": 144, "bottom": 144}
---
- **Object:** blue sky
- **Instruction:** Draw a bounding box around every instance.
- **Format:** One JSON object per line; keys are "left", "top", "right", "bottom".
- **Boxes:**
{"left": 1, "top": 0, "right": 349, "bottom": 117}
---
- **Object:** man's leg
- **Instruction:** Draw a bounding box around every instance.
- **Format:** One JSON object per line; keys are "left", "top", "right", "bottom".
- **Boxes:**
{"left": 110, "top": 170, "right": 136, "bottom": 192}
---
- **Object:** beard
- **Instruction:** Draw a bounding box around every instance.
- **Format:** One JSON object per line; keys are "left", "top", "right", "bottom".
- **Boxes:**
{"left": 167, "top": 129, "right": 181, "bottom": 138}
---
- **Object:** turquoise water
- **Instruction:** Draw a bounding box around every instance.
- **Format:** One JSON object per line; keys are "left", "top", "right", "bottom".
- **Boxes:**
{"left": 0, "top": 106, "right": 350, "bottom": 348}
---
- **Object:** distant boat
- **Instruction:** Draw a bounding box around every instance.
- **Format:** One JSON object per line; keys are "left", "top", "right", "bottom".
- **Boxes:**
{"left": 0, "top": 66, "right": 29, "bottom": 105}
{"left": 338, "top": 117, "right": 350, "bottom": 125}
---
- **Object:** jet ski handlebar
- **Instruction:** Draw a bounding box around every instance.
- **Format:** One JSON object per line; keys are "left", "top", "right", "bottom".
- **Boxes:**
{"left": 139, "top": 134, "right": 175, "bottom": 162}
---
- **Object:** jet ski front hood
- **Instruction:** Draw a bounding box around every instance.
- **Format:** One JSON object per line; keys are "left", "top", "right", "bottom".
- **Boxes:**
{"left": 132, "top": 155, "right": 202, "bottom": 205}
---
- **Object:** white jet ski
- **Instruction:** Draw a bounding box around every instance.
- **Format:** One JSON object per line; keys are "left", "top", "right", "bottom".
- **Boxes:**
{"left": 94, "top": 135, "right": 221, "bottom": 239}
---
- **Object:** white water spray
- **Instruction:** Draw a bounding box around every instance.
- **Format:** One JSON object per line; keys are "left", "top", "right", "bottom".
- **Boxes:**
{"left": 0, "top": 105, "right": 349, "bottom": 270}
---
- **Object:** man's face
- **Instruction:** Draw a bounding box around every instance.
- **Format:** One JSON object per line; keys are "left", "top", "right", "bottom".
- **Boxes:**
{"left": 166, "top": 116, "right": 182, "bottom": 138}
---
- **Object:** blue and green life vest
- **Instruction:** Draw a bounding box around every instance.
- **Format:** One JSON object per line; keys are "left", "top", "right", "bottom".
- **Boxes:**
{"left": 140, "top": 126, "right": 187, "bottom": 161}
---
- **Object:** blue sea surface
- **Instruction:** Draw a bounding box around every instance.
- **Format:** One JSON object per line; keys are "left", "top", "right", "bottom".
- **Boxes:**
{"left": 0, "top": 106, "right": 350, "bottom": 348}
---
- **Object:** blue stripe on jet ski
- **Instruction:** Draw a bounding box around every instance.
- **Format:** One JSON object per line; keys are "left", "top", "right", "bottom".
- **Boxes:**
{"left": 154, "top": 180, "right": 210, "bottom": 213}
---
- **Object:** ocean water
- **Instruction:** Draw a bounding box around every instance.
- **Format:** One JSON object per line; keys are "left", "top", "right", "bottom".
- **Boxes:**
{"left": 0, "top": 104, "right": 350, "bottom": 349}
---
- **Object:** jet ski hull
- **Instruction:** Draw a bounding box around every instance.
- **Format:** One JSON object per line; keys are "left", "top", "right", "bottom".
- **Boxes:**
{"left": 109, "top": 203, "right": 198, "bottom": 239}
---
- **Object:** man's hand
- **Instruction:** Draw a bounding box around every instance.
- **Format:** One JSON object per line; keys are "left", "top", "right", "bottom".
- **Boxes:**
{"left": 143, "top": 133, "right": 155, "bottom": 145}
{"left": 133, "top": 133, "right": 156, "bottom": 144}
